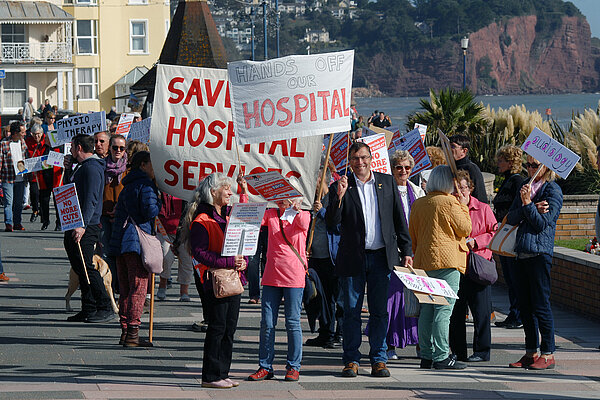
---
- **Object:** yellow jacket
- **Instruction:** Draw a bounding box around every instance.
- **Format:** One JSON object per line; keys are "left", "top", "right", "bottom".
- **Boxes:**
{"left": 409, "top": 191, "right": 472, "bottom": 274}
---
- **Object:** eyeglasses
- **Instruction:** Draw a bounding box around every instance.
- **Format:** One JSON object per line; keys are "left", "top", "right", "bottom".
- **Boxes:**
{"left": 112, "top": 146, "right": 126, "bottom": 151}
{"left": 394, "top": 165, "right": 411, "bottom": 171}
{"left": 459, "top": 185, "right": 470, "bottom": 191}
{"left": 350, "top": 155, "right": 371, "bottom": 162}
{"left": 526, "top": 162, "right": 540, "bottom": 169}
{"left": 95, "top": 139, "right": 106, "bottom": 143}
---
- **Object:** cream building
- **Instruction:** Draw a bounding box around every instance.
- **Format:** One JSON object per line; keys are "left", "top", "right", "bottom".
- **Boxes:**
{"left": 0, "top": 0, "right": 169, "bottom": 116}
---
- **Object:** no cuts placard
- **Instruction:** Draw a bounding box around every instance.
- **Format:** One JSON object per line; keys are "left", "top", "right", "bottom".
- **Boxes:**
{"left": 53, "top": 183, "right": 84, "bottom": 231}
{"left": 149, "top": 64, "right": 322, "bottom": 207}
{"left": 228, "top": 50, "right": 354, "bottom": 144}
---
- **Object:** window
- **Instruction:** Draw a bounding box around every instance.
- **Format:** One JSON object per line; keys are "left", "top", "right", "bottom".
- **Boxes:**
{"left": 76, "top": 20, "right": 97, "bottom": 55}
{"left": 75, "top": 0, "right": 97, "bottom": 4}
{"left": 128, "top": 0, "right": 148, "bottom": 4}
{"left": 1, "top": 25, "right": 25, "bottom": 43}
{"left": 77, "top": 68, "right": 98, "bottom": 100}
{"left": 130, "top": 20, "right": 148, "bottom": 53}
{"left": 3, "top": 72, "right": 26, "bottom": 109}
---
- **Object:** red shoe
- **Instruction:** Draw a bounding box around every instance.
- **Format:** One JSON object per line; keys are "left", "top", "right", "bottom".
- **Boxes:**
{"left": 285, "top": 368, "right": 300, "bottom": 381}
{"left": 0, "top": 273, "right": 9, "bottom": 281}
{"left": 247, "top": 368, "right": 274, "bottom": 381}
{"left": 528, "top": 355, "right": 555, "bottom": 370}
{"left": 13, "top": 224, "right": 24, "bottom": 231}
{"left": 509, "top": 354, "right": 539, "bottom": 368}
{"left": 23, "top": 205, "right": 31, "bottom": 210}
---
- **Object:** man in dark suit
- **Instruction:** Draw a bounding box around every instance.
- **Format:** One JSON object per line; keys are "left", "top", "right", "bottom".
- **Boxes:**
{"left": 326, "top": 142, "right": 412, "bottom": 378}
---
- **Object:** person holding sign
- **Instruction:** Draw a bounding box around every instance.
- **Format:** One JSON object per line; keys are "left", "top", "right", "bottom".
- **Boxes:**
{"left": 178, "top": 172, "right": 248, "bottom": 389}
{"left": 25, "top": 124, "right": 53, "bottom": 228}
{"left": 506, "top": 156, "right": 563, "bottom": 370}
{"left": 409, "top": 165, "right": 471, "bottom": 370}
{"left": 108, "top": 151, "right": 160, "bottom": 347}
{"left": 0, "top": 121, "right": 28, "bottom": 232}
{"left": 64, "top": 134, "right": 114, "bottom": 323}
{"left": 326, "top": 142, "right": 413, "bottom": 378}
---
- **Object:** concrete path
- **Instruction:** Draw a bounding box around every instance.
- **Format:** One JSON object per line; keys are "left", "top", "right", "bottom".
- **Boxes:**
{"left": 1, "top": 213, "right": 600, "bottom": 399}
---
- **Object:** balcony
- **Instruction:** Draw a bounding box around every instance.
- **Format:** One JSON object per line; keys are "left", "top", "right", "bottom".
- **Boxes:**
{"left": 1, "top": 42, "right": 72, "bottom": 64}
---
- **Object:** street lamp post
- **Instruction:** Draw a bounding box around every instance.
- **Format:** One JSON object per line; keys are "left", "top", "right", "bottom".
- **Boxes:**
{"left": 262, "top": 1, "right": 268, "bottom": 60}
{"left": 461, "top": 36, "right": 469, "bottom": 90}
{"left": 275, "top": 0, "right": 280, "bottom": 58}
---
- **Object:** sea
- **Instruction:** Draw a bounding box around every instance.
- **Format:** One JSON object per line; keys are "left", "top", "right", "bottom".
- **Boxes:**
{"left": 354, "top": 93, "right": 600, "bottom": 129}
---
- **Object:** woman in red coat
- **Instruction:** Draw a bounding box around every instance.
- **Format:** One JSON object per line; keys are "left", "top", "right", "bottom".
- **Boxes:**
{"left": 25, "top": 125, "right": 55, "bottom": 230}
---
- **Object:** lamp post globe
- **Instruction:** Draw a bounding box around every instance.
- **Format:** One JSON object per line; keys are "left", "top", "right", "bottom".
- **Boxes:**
{"left": 461, "top": 37, "right": 469, "bottom": 90}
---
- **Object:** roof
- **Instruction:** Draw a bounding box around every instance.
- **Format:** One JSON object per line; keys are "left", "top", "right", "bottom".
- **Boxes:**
{"left": 115, "top": 66, "right": 149, "bottom": 86}
{"left": 0, "top": 1, "right": 74, "bottom": 24}
{"left": 131, "top": 0, "right": 227, "bottom": 91}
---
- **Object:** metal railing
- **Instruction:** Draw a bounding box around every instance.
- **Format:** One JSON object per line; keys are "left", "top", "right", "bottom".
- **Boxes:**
{"left": 1, "top": 42, "right": 72, "bottom": 64}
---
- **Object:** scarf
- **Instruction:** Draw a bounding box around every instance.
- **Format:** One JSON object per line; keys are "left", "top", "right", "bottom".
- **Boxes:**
{"left": 399, "top": 183, "right": 416, "bottom": 225}
{"left": 104, "top": 153, "right": 127, "bottom": 184}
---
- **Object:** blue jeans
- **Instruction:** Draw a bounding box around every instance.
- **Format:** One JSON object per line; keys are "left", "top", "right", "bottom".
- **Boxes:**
{"left": 258, "top": 285, "right": 303, "bottom": 371}
{"left": 340, "top": 248, "right": 390, "bottom": 365}
{"left": 2, "top": 181, "right": 25, "bottom": 226}
{"left": 499, "top": 255, "right": 521, "bottom": 323}
{"left": 515, "top": 254, "right": 555, "bottom": 354}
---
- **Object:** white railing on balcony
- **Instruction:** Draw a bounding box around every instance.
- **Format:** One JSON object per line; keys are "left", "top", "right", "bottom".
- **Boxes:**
{"left": 1, "top": 42, "right": 72, "bottom": 64}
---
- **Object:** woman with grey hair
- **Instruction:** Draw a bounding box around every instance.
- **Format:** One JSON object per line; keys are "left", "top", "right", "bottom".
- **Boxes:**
{"left": 409, "top": 165, "right": 471, "bottom": 370}
{"left": 181, "top": 172, "right": 248, "bottom": 389}
{"left": 25, "top": 124, "right": 53, "bottom": 229}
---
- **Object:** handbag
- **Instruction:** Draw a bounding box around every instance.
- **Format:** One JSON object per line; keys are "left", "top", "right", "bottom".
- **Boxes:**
{"left": 130, "top": 218, "right": 163, "bottom": 274}
{"left": 210, "top": 267, "right": 244, "bottom": 298}
{"left": 488, "top": 216, "right": 518, "bottom": 257}
{"left": 277, "top": 209, "right": 316, "bottom": 301}
{"left": 466, "top": 252, "right": 498, "bottom": 286}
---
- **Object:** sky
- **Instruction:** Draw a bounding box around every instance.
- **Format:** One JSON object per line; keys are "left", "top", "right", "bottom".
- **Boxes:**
{"left": 568, "top": 0, "right": 599, "bottom": 37}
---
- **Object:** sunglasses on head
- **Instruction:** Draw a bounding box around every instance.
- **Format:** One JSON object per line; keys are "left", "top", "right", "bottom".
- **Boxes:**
{"left": 526, "top": 162, "right": 540, "bottom": 169}
{"left": 112, "top": 146, "right": 126, "bottom": 151}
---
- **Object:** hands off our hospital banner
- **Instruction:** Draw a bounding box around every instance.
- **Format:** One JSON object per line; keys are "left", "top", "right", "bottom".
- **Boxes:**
{"left": 357, "top": 133, "right": 391, "bottom": 175}
{"left": 521, "top": 127, "right": 580, "bottom": 179}
{"left": 227, "top": 50, "right": 354, "bottom": 144}
{"left": 394, "top": 271, "right": 459, "bottom": 299}
{"left": 150, "top": 64, "right": 322, "bottom": 208}
{"left": 389, "top": 128, "right": 432, "bottom": 177}
{"left": 53, "top": 183, "right": 84, "bottom": 231}
{"left": 49, "top": 111, "right": 107, "bottom": 148}
{"left": 222, "top": 202, "right": 268, "bottom": 257}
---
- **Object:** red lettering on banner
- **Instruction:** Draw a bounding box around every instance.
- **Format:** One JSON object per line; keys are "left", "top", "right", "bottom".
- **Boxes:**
{"left": 331, "top": 90, "right": 343, "bottom": 119}
{"left": 309, "top": 93, "right": 317, "bottom": 121}
{"left": 205, "top": 79, "right": 225, "bottom": 107}
{"left": 276, "top": 97, "right": 292, "bottom": 127}
{"left": 183, "top": 161, "right": 199, "bottom": 190}
{"left": 167, "top": 116, "right": 187, "bottom": 146}
{"left": 199, "top": 163, "right": 216, "bottom": 181}
{"left": 225, "top": 83, "right": 231, "bottom": 108}
{"left": 243, "top": 100, "right": 261, "bottom": 128}
{"left": 286, "top": 170, "right": 301, "bottom": 179}
{"left": 183, "top": 79, "right": 204, "bottom": 106}
{"left": 207, "top": 120, "right": 226, "bottom": 149}
{"left": 268, "top": 141, "right": 288, "bottom": 156}
{"left": 317, "top": 91, "right": 330, "bottom": 120}
{"left": 341, "top": 88, "right": 350, "bottom": 117}
{"left": 293, "top": 94, "right": 309, "bottom": 123}
{"left": 290, "top": 138, "right": 304, "bottom": 157}
{"left": 164, "top": 160, "right": 180, "bottom": 186}
{"left": 167, "top": 77, "right": 185, "bottom": 104}
{"left": 187, "top": 119, "right": 206, "bottom": 147}
{"left": 261, "top": 99, "right": 275, "bottom": 126}
{"left": 225, "top": 121, "right": 235, "bottom": 150}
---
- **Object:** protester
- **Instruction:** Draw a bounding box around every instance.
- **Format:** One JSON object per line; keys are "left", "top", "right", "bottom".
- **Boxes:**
{"left": 22, "top": 97, "right": 34, "bottom": 126}
{"left": 126, "top": 140, "right": 149, "bottom": 160}
{"left": 41, "top": 112, "right": 56, "bottom": 135}
{"left": 449, "top": 135, "right": 488, "bottom": 203}
{"left": 25, "top": 124, "right": 54, "bottom": 229}
{"left": 409, "top": 165, "right": 471, "bottom": 370}
{"left": 64, "top": 134, "right": 114, "bottom": 323}
{"left": 94, "top": 131, "right": 110, "bottom": 159}
{"left": 326, "top": 142, "right": 412, "bottom": 378}
{"left": 1, "top": 121, "right": 28, "bottom": 232}
{"left": 248, "top": 196, "right": 309, "bottom": 382}
{"left": 493, "top": 145, "right": 525, "bottom": 329}
{"left": 371, "top": 111, "right": 391, "bottom": 128}
{"left": 506, "top": 156, "right": 562, "bottom": 370}
{"left": 100, "top": 134, "right": 128, "bottom": 292}
{"left": 179, "top": 172, "right": 247, "bottom": 389}
{"left": 449, "top": 170, "right": 496, "bottom": 362}
{"left": 107, "top": 151, "right": 160, "bottom": 346}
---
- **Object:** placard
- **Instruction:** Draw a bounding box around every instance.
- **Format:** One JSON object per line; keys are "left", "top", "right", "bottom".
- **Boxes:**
{"left": 150, "top": 64, "right": 321, "bottom": 208}
{"left": 521, "top": 127, "right": 580, "bottom": 179}
{"left": 389, "top": 128, "right": 432, "bottom": 177}
{"left": 328, "top": 132, "right": 351, "bottom": 172}
{"left": 116, "top": 113, "right": 135, "bottom": 137}
{"left": 52, "top": 111, "right": 107, "bottom": 147}
{"left": 357, "top": 133, "right": 391, "bottom": 175}
{"left": 16, "top": 155, "right": 52, "bottom": 175}
{"left": 228, "top": 50, "right": 354, "bottom": 144}
{"left": 222, "top": 202, "right": 268, "bottom": 256}
{"left": 53, "top": 183, "right": 84, "bottom": 231}
{"left": 47, "top": 151, "right": 65, "bottom": 168}
{"left": 128, "top": 117, "right": 152, "bottom": 143}
{"left": 244, "top": 171, "right": 302, "bottom": 201}
{"left": 10, "top": 141, "right": 24, "bottom": 175}
{"left": 415, "top": 123, "right": 427, "bottom": 142}
{"left": 394, "top": 270, "right": 459, "bottom": 299}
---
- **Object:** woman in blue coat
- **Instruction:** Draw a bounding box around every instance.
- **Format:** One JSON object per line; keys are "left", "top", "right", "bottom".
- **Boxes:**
{"left": 108, "top": 151, "right": 161, "bottom": 347}
{"left": 506, "top": 155, "right": 563, "bottom": 370}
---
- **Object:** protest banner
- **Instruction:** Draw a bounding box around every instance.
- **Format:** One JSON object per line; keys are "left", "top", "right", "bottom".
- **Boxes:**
{"left": 244, "top": 171, "right": 302, "bottom": 201}
{"left": 328, "top": 132, "right": 351, "bottom": 171}
{"left": 395, "top": 268, "right": 458, "bottom": 299}
{"left": 150, "top": 64, "right": 322, "bottom": 208}
{"left": 128, "top": 118, "right": 152, "bottom": 143}
{"left": 521, "top": 127, "right": 580, "bottom": 179}
{"left": 222, "top": 202, "right": 268, "bottom": 256}
{"left": 388, "top": 128, "right": 432, "bottom": 177}
{"left": 116, "top": 113, "right": 135, "bottom": 137}
{"left": 415, "top": 123, "right": 427, "bottom": 142}
{"left": 53, "top": 183, "right": 84, "bottom": 231}
{"left": 357, "top": 133, "right": 391, "bottom": 175}
{"left": 228, "top": 50, "right": 354, "bottom": 144}
{"left": 10, "top": 142, "right": 24, "bottom": 175}
{"left": 51, "top": 111, "right": 107, "bottom": 147}
{"left": 16, "top": 155, "right": 52, "bottom": 175}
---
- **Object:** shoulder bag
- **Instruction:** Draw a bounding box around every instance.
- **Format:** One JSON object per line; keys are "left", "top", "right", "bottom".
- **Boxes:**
{"left": 466, "top": 251, "right": 498, "bottom": 286}
{"left": 129, "top": 217, "right": 163, "bottom": 274}
{"left": 488, "top": 216, "right": 518, "bottom": 257}
{"left": 210, "top": 267, "right": 244, "bottom": 298}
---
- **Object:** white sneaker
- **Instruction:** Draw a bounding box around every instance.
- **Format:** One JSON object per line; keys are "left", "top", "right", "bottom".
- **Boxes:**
{"left": 179, "top": 294, "right": 191, "bottom": 302}
{"left": 387, "top": 350, "right": 398, "bottom": 360}
{"left": 157, "top": 288, "right": 166, "bottom": 301}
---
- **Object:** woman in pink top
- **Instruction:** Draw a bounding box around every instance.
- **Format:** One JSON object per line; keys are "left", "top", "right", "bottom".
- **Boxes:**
{"left": 449, "top": 170, "right": 497, "bottom": 362}
{"left": 248, "top": 197, "right": 310, "bottom": 383}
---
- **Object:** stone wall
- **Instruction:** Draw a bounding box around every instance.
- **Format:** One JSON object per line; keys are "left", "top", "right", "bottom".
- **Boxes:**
{"left": 556, "top": 195, "right": 597, "bottom": 241}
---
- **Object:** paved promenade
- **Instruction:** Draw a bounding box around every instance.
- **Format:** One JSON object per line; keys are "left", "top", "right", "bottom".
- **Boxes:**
{"left": 2, "top": 215, "right": 600, "bottom": 399}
